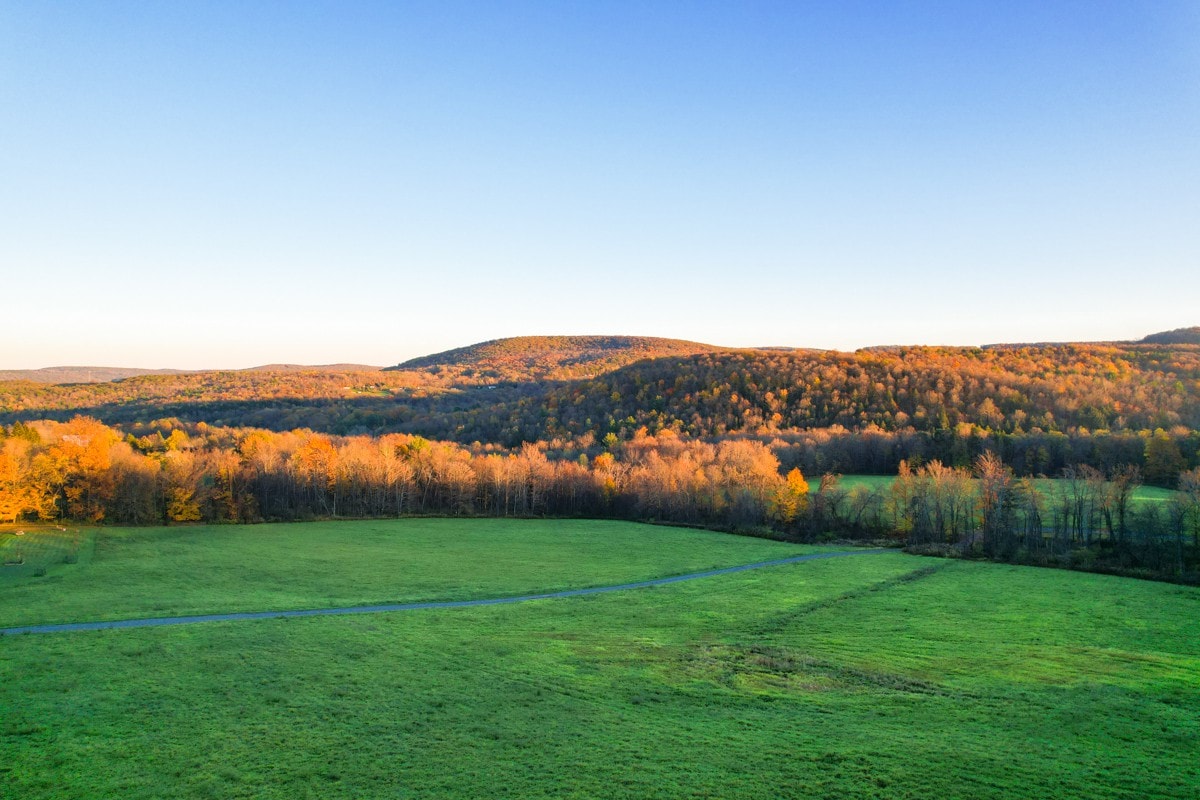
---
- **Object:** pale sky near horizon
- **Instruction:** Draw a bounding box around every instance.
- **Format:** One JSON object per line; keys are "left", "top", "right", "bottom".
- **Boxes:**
{"left": 2, "top": 1, "right": 1198, "bottom": 369}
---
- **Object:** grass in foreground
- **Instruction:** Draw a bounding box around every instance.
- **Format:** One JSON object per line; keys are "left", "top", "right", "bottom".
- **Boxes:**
{"left": 1, "top": 521, "right": 1197, "bottom": 799}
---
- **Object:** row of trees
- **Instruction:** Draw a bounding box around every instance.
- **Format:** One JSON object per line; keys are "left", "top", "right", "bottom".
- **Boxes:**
{"left": 2, "top": 418, "right": 1197, "bottom": 582}
{"left": 0, "top": 419, "right": 794, "bottom": 529}
{"left": 767, "top": 424, "right": 1196, "bottom": 486}
{"left": 886, "top": 457, "right": 1194, "bottom": 560}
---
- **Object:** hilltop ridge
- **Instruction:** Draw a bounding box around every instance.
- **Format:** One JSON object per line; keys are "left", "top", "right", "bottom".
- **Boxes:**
{"left": 1140, "top": 327, "right": 1200, "bottom": 345}
{"left": 0, "top": 367, "right": 190, "bottom": 384}
{"left": 387, "top": 335, "right": 726, "bottom": 382}
{"left": 3, "top": 329, "right": 1198, "bottom": 463}
{"left": 9, "top": 328, "right": 1195, "bottom": 384}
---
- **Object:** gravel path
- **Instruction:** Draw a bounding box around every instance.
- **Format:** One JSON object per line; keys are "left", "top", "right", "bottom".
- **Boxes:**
{"left": 0, "top": 548, "right": 888, "bottom": 636}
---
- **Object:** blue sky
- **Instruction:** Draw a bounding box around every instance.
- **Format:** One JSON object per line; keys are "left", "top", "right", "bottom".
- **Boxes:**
{"left": 2, "top": 1, "right": 1197, "bottom": 368}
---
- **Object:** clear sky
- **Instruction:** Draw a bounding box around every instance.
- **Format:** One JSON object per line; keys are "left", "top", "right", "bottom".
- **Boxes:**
{"left": 2, "top": 1, "right": 1198, "bottom": 369}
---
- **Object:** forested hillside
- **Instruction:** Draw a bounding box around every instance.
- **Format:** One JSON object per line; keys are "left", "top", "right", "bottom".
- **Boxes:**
{"left": 0, "top": 336, "right": 728, "bottom": 424}
{"left": 2, "top": 335, "right": 1198, "bottom": 483}
{"left": 1141, "top": 326, "right": 1200, "bottom": 345}
{"left": 387, "top": 341, "right": 1200, "bottom": 482}
{"left": 388, "top": 335, "right": 727, "bottom": 382}
{"left": 474, "top": 343, "right": 1200, "bottom": 439}
{"left": 3, "top": 332, "right": 1200, "bottom": 581}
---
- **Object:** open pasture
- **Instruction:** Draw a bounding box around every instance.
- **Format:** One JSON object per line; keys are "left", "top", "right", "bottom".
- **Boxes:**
{"left": 0, "top": 525, "right": 90, "bottom": 580}
{"left": 0, "top": 519, "right": 828, "bottom": 629}
{"left": 2, "top": 520, "right": 1198, "bottom": 799}
{"left": 832, "top": 474, "right": 1176, "bottom": 506}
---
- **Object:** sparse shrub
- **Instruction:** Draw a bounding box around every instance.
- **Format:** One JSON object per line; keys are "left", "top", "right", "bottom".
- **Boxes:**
{"left": 1069, "top": 548, "right": 1097, "bottom": 571}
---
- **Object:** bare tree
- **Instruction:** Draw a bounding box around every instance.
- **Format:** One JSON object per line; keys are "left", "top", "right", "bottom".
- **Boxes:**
{"left": 976, "top": 452, "right": 1017, "bottom": 557}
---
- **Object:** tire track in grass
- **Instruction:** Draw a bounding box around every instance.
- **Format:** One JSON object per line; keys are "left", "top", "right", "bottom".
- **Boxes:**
{"left": 747, "top": 560, "right": 953, "bottom": 637}
{"left": 0, "top": 549, "right": 890, "bottom": 636}
{"left": 709, "top": 561, "right": 968, "bottom": 700}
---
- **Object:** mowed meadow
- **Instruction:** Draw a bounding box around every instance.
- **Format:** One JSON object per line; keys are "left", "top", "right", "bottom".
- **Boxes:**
{"left": 2, "top": 520, "right": 1198, "bottom": 799}
{"left": 830, "top": 474, "right": 1176, "bottom": 501}
{"left": 833, "top": 474, "right": 1177, "bottom": 505}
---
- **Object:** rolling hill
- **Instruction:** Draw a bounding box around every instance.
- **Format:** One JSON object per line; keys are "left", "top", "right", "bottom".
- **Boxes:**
{"left": 387, "top": 335, "right": 728, "bottom": 382}
{"left": 1141, "top": 326, "right": 1200, "bottom": 345}
{"left": 2, "top": 333, "right": 1198, "bottom": 466}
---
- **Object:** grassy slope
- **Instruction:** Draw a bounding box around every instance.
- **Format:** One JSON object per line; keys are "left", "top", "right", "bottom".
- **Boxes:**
{"left": 1, "top": 522, "right": 1197, "bottom": 799}
{"left": 0, "top": 520, "right": 826, "bottom": 629}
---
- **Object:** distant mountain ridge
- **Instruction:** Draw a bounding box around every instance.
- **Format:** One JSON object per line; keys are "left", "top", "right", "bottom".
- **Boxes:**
{"left": 387, "top": 335, "right": 727, "bottom": 382}
{"left": 1140, "top": 327, "right": 1200, "bottom": 345}
{"left": 2, "top": 331, "right": 1199, "bottom": 475}
{"left": 242, "top": 364, "right": 383, "bottom": 373}
{"left": 0, "top": 367, "right": 190, "bottom": 384}
{"left": 978, "top": 327, "right": 1200, "bottom": 350}
{"left": 8, "top": 329, "right": 1194, "bottom": 385}
{"left": 0, "top": 364, "right": 384, "bottom": 384}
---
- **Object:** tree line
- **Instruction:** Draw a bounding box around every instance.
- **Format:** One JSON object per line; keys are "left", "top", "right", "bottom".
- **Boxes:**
{"left": 2, "top": 417, "right": 1197, "bottom": 583}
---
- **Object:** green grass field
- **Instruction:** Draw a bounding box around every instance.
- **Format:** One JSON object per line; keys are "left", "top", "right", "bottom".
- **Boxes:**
{"left": 2, "top": 520, "right": 1198, "bottom": 799}
{"left": 832, "top": 474, "right": 898, "bottom": 493}
{"left": 830, "top": 474, "right": 1176, "bottom": 506}
{"left": 0, "top": 526, "right": 90, "bottom": 577}
{"left": 0, "top": 520, "right": 829, "bottom": 629}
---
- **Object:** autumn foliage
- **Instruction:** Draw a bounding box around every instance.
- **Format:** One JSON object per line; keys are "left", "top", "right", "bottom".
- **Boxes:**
{"left": 2, "top": 341, "right": 1196, "bottom": 486}
{"left": 2, "top": 335, "right": 1199, "bottom": 581}
{"left": 1, "top": 416, "right": 1196, "bottom": 580}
